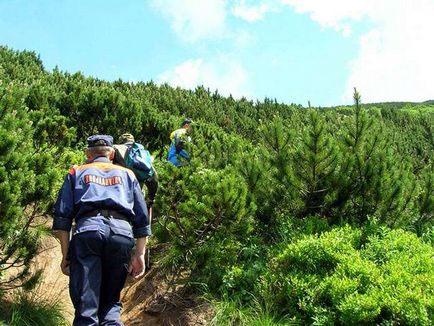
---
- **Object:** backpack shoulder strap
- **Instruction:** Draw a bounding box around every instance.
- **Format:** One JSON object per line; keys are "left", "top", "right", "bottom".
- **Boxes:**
{"left": 113, "top": 144, "right": 130, "bottom": 166}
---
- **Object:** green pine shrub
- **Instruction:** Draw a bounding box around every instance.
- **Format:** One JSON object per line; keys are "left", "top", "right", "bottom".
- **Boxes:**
{"left": 331, "top": 89, "right": 415, "bottom": 226}
{"left": 292, "top": 110, "right": 339, "bottom": 217}
{"left": 154, "top": 162, "right": 260, "bottom": 293}
{"left": 0, "top": 57, "right": 79, "bottom": 297}
{"left": 0, "top": 82, "right": 47, "bottom": 293}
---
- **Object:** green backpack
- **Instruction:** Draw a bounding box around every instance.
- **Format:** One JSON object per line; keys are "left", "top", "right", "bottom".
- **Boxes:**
{"left": 124, "top": 143, "right": 154, "bottom": 181}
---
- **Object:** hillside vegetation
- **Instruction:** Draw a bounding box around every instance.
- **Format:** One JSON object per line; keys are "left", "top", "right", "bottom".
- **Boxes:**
{"left": 0, "top": 46, "right": 433, "bottom": 325}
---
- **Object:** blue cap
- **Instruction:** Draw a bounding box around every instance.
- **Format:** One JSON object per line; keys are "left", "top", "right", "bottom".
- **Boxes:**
{"left": 181, "top": 118, "right": 192, "bottom": 127}
{"left": 87, "top": 135, "right": 113, "bottom": 148}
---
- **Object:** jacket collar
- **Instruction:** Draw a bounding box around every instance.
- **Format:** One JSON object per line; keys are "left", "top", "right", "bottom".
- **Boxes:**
{"left": 86, "top": 156, "right": 111, "bottom": 163}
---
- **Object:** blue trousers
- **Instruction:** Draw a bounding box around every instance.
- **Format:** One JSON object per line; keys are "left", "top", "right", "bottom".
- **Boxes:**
{"left": 68, "top": 219, "right": 134, "bottom": 326}
{"left": 167, "top": 144, "right": 190, "bottom": 167}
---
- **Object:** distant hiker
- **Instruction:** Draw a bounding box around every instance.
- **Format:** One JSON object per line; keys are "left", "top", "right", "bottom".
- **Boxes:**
{"left": 53, "top": 135, "right": 151, "bottom": 326}
{"left": 114, "top": 133, "right": 158, "bottom": 208}
{"left": 167, "top": 118, "right": 192, "bottom": 167}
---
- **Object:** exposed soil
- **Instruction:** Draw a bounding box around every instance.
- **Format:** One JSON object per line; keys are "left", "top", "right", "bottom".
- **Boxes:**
{"left": 29, "top": 234, "right": 75, "bottom": 322}
{"left": 121, "top": 261, "right": 213, "bottom": 326}
{"left": 28, "top": 235, "right": 214, "bottom": 325}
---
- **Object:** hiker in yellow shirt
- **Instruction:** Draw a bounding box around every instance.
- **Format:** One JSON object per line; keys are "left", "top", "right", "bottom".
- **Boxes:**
{"left": 167, "top": 119, "right": 192, "bottom": 167}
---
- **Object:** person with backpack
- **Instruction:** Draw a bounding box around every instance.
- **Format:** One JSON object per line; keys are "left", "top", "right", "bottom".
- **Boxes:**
{"left": 113, "top": 133, "right": 158, "bottom": 208}
{"left": 167, "top": 118, "right": 192, "bottom": 167}
{"left": 53, "top": 135, "right": 150, "bottom": 326}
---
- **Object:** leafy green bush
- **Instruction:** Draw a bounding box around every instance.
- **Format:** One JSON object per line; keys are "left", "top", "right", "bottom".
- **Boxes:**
{"left": 262, "top": 226, "right": 434, "bottom": 325}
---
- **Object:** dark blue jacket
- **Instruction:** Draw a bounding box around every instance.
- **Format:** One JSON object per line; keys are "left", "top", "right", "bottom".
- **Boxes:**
{"left": 53, "top": 157, "right": 151, "bottom": 238}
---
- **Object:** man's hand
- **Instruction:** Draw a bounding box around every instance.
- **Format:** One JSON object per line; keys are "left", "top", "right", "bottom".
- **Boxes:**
{"left": 128, "top": 254, "right": 145, "bottom": 279}
{"left": 60, "top": 257, "right": 70, "bottom": 276}
{"left": 55, "top": 230, "right": 71, "bottom": 276}
{"left": 147, "top": 199, "right": 154, "bottom": 208}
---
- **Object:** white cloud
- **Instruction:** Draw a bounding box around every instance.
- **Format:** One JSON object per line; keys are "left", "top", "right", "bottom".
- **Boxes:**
{"left": 149, "top": 0, "right": 227, "bottom": 42}
{"left": 281, "top": 0, "right": 434, "bottom": 103}
{"left": 150, "top": 0, "right": 279, "bottom": 43}
{"left": 231, "top": 29, "right": 255, "bottom": 47}
{"left": 281, "top": 0, "right": 370, "bottom": 36}
{"left": 232, "top": 1, "right": 274, "bottom": 22}
{"left": 157, "top": 56, "right": 251, "bottom": 99}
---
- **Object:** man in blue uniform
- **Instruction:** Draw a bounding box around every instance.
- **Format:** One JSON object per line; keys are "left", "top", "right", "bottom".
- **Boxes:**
{"left": 53, "top": 135, "right": 151, "bottom": 326}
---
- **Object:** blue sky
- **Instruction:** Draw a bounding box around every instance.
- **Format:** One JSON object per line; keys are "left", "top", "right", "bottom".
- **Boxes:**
{"left": 1, "top": 0, "right": 433, "bottom": 106}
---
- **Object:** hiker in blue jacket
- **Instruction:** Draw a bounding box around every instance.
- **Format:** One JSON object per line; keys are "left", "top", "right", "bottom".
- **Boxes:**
{"left": 114, "top": 133, "right": 158, "bottom": 208}
{"left": 167, "top": 119, "right": 192, "bottom": 167}
{"left": 53, "top": 135, "right": 151, "bottom": 326}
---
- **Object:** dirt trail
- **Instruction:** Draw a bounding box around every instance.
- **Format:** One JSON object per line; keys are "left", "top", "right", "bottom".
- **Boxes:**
{"left": 31, "top": 236, "right": 213, "bottom": 325}
{"left": 30, "top": 234, "right": 75, "bottom": 323}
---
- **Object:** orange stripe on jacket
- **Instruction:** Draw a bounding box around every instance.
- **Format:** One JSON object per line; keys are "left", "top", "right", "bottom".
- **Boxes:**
{"left": 71, "top": 162, "right": 136, "bottom": 178}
